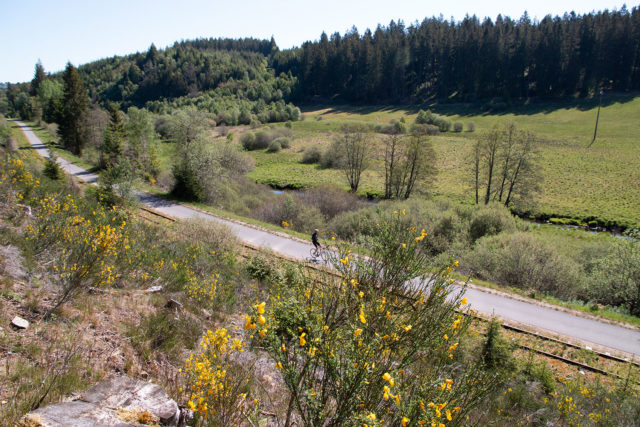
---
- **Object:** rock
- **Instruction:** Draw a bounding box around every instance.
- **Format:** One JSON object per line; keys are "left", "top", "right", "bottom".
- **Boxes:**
{"left": 145, "top": 285, "right": 163, "bottom": 294}
{"left": 20, "top": 376, "right": 181, "bottom": 426}
{"left": 11, "top": 316, "right": 29, "bottom": 330}
{"left": 165, "top": 299, "right": 183, "bottom": 311}
{"left": 0, "top": 245, "right": 27, "bottom": 280}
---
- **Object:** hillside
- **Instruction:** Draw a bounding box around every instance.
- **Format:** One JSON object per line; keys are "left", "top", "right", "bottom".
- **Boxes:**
{"left": 2, "top": 126, "right": 640, "bottom": 425}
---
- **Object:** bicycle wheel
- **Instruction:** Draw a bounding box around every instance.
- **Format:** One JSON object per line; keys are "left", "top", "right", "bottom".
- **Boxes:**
{"left": 310, "top": 247, "right": 319, "bottom": 258}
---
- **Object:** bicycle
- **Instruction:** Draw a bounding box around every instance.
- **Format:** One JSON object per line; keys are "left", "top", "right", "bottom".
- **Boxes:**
{"left": 309, "top": 245, "right": 326, "bottom": 262}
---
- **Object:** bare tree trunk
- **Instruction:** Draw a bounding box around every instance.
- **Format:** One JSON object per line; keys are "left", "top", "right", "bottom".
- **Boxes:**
{"left": 384, "top": 134, "right": 399, "bottom": 199}
{"left": 483, "top": 129, "right": 500, "bottom": 205}
{"left": 497, "top": 124, "right": 516, "bottom": 202}
{"left": 473, "top": 141, "right": 480, "bottom": 204}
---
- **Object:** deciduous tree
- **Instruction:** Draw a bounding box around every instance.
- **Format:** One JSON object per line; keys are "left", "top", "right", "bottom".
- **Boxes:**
{"left": 472, "top": 124, "right": 540, "bottom": 208}
{"left": 338, "top": 124, "right": 370, "bottom": 192}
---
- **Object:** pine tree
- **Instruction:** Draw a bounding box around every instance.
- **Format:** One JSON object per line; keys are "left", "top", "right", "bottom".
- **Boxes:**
{"left": 59, "top": 63, "right": 88, "bottom": 155}
{"left": 30, "top": 60, "right": 46, "bottom": 96}
{"left": 101, "top": 105, "right": 124, "bottom": 169}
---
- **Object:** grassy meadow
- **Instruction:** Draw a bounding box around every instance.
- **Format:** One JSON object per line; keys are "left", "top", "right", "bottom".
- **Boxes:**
{"left": 241, "top": 95, "right": 640, "bottom": 229}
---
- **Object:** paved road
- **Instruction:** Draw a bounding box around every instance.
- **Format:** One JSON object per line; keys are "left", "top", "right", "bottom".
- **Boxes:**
{"left": 16, "top": 122, "right": 640, "bottom": 357}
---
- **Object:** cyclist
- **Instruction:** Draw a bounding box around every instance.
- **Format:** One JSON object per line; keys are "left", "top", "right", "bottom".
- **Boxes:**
{"left": 312, "top": 229, "right": 321, "bottom": 251}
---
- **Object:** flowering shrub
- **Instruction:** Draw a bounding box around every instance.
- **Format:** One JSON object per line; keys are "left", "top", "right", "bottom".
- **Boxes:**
{"left": 0, "top": 154, "right": 41, "bottom": 203}
{"left": 246, "top": 210, "right": 500, "bottom": 426}
{"left": 182, "top": 328, "right": 257, "bottom": 426}
{"left": 27, "top": 195, "right": 132, "bottom": 316}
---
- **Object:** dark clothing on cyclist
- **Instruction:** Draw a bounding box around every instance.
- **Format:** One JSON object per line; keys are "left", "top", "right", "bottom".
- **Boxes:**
{"left": 312, "top": 230, "right": 321, "bottom": 249}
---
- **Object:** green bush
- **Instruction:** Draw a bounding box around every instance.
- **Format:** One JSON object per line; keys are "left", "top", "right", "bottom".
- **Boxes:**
{"left": 320, "top": 140, "right": 344, "bottom": 168}
{"left": 469, "top": 203, "right": 517, "bottom": 242}
{"left": 301, "top": 145, "right": 322, "bottom": 164}
{"left": 481, "top": 318, "right": 515, "bottom": 371}
{"left": 293, "top": 204, "right": 326, "bottom": 233}
{"left": 240, "top": 132, "right": 257, "bottom": 150}
{"left": 467, "top": 122, "right": 476, "bottom": 132}
{"left": 415, "top": 109, "right": 436, "bottom": 125}
{"left": 273, "top": 137, "right": 290, "bottom": 149}
{"left": 246, "top": 255, "right": 281, "bottom": 283}
{"left": 43, "top": 157, "right": 63, "bottom": 180}
{"left": 434, "top": 116, "right": 452, "bottom": 132}
{"left": 465, "top": 232, "right": 582, "bottom": 297}
{"left": 254, "top": 131, "right": 271, "bottom": 149}
{"left": 0, "top": 116, "right": 9, "bottom": 147}
{"left": 586, "top": 239, "right": 640, "bottom": 315}
{"left": 171, "top": 160, "right": 205, "bottom": 201}
{"left": 266, "top": 140, "right": 282, "bottom": 152}
{"left": 453, "top": 122, "right": 464, "bottom": 132}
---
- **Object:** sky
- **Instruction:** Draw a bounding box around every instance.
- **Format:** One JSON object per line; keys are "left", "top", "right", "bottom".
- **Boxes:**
{"left": 0, "top": 0, "right": 631, "bottom": 83}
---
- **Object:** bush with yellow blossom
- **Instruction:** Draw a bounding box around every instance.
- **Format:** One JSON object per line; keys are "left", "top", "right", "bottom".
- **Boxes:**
{"left": 27, "top": 192, "right": 133, "bottom": 316}
{"left": 246, "top": 210, "right": 501, "bottom": 426}
{"left": 182, "top": 328, "right": 257, "bottom": 426}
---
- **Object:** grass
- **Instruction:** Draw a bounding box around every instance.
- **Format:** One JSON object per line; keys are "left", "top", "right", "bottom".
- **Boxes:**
{"left": 17, "top": 116, "right": 640, "bottom": 328}
{"left": 245, "top": 95, "right": 640, "bottom": 229}
{"left": 22, "top": 121, "right": 98, "bottom": 172}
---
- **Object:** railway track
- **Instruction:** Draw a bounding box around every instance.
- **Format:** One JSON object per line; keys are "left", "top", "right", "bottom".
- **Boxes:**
{"left": 136, "top": 206, "right": 640, "bottom": 386}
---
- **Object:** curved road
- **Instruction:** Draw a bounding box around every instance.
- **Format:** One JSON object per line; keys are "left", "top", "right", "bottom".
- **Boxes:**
{"left": 16, "top": 122, "right": 640, "bottom": 358}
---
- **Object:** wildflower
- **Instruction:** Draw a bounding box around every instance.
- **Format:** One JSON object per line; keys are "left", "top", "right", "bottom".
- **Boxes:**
{"left": 383, "top": 385, "right": 391, "bottom": 400}
{"left": 355, "top": 328, "right": 363, "bottom": 337}
{"left": 368, "top": 413, "right": 377, "bottom": 421}
{"left": 382, "top": 373, "right": 395, "bottom": 387}
{"left": 401, "top": 209, "right": 406, "bottom": 215}
{"left": 256, "top": 302, "right": 266, "bottom": 314}
{"left": 244, "top": 315, "right": 256, "bottom": 330}
{"left": 299, "top": 333, "right": 307, "bottom": 346}
{"left": 402, "top": 324, "right": 412, "bottom": 332}
{"left": 460, "top": 297, "right": 468, "bottom": 305}
{"left": 446, "top": 410, "right": 452, "bottom": 421}
{"left": 402, "top": 416, "right": 410, "bottom": 426}
{"left": 258, "top": 315, "right": 266, "bottom": 325}
{"left": 359, "top": 308, "right": 367, "bottom": 324}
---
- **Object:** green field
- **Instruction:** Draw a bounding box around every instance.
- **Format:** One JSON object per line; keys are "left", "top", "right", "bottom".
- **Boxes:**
{"left": 243, "top": 95, "right": 640, "bottom": 229}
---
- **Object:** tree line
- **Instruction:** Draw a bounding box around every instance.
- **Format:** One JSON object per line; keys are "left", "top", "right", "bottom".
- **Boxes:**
{"left": 2, "top": 40, "right": 300, "bottom": 125}
{"left": 272, "top": 6, "right": 640, "bottom": 103}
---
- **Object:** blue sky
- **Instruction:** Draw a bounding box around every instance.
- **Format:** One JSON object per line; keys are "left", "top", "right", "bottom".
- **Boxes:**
{"left": 0, "top": 0, "right": 630, "bottom": 83}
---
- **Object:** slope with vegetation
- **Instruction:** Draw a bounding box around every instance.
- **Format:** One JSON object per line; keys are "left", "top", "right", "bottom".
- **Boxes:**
{"left": 1, "top": 8, "right": 639, "bottom": 415}
{"left": 1, "top": 127, "right": 640, "bottom": 425}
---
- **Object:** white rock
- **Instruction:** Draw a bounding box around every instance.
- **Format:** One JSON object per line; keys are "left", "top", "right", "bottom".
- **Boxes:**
{"left": 11, "top": 316, "right": 29, "bottom": 329}
{"left": 145, "top": 285, "right": 164, "bottom": 293}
